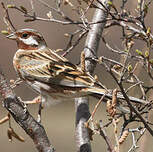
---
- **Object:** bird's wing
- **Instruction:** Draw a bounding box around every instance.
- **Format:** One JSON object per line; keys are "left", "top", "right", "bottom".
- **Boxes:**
{"left": 18, "top": 48, "right": 99, "bottom": 88}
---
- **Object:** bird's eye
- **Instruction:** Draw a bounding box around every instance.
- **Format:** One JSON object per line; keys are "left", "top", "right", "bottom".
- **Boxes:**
{"left": 22, "top": 33, "right": 28, "bottom": 38}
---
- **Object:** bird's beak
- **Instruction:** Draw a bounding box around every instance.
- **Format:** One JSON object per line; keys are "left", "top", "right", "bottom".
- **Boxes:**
{"left": 6, "top": 32, "right": 17, "bottom": 40}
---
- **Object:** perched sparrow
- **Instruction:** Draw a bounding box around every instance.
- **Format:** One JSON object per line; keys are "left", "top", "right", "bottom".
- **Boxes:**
{"left": 7, "top": 29, "right": 147, "bottom": 105}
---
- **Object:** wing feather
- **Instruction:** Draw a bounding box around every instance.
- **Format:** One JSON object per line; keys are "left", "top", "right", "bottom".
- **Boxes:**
{"left": 18, "top": 48, "right": 98, "bottom": 87}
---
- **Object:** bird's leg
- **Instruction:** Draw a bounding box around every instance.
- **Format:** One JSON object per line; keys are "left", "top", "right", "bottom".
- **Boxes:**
{"left": 37, "top": 101, "right": 43, "bottom": 123}
{"left": 19, "top": 96, "right": 43, "bottom": 123}
{"left": 23, "top": 95, "right": 41, "bottom": 104}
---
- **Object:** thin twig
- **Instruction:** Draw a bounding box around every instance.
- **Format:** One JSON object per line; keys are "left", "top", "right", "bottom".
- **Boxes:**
{"left": 1, "top": 2, "right": 16, "bottom": 32}
{"left": 99, "top": 120, "right": 114, "bottom": 152}
{"left": 62, "top": 30, "right": 88, "bottom": 57}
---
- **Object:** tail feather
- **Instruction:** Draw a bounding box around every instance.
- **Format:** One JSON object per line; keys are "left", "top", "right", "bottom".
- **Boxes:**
{"left": 87, "top": 87, "right": 149, "bottom": 104}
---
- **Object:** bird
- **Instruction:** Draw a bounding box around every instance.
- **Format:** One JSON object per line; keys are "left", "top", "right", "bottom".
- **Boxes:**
{"left": 6, "top": 28, "right": 147, "bottom": 106}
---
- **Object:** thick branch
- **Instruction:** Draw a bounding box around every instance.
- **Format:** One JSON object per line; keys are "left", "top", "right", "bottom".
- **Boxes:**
{"left": 75, "top": 0, "right": 112, "bottom": 151}
{"left": 0, "top": 68, "right": 55, "bottom": 152}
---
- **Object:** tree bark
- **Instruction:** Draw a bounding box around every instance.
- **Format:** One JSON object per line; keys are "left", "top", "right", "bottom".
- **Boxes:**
{"left": 0, "top": 68, "right": 55, "bottom": 152}
{"left": 75, "top": 0, "right": 112, "bottom": 151}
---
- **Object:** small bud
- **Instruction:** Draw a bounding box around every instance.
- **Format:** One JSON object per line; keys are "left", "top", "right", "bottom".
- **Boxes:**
{"left": 146, "top": 27, "right": 151, "bottom": 37}
{"left": 145, "top": 51, "right": 149, "bottom": 58}
{"left": 64, "top": 33, "right": 70, "bottom": 37}
{"left": 20, "top": 6, "right": 27, "bottom": 14}
{"left": 98, "top": 56, "right": 103, "bottom": 64}
{"left": 7, "top": 4, "right": 15, "bottom": 8}
{"left": 46, "top": 11, "right": 53, "bottom": 19}
{"left": 55, "top": 49, "right": 63, "bottom": 52}
{"left": 24, "top": 18, "right": 35, "bottom": 22}
{"left": 94, "top": 75, "right": 98, "bottom": 81}
{"left": 107, "top": 1, "right": 113, "bottom": 5}
{"left": 1, "top": 30, "right": 9, "bottom": 35}
{"left": 136, "top": 49, "right": 142, "bottom": 56}
{"left": 128, "top": 64, "right": 132, "bottom": 72}
{"left": 137, "top": 0, "right": 141, "bottom": 9}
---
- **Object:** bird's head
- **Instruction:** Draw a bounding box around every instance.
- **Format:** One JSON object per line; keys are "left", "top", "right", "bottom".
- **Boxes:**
{"left": 7, "top": 29, "right": 47, "bottom": 50}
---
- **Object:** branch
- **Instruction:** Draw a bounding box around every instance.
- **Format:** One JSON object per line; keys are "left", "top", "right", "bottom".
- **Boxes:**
{"left": 75, "top": 0, "right": 112, "bottom": 151}
{"left": 99, "top": 120, "right": 114, "bottom": 151}
{"left": 109, "top": 70, "right": 153, "bottom": 137}
{"left": 1, "top": 2, "right": 16, "bottom": 32}
{"left": 0, "top": 67, "right": 55, "bottom": 152}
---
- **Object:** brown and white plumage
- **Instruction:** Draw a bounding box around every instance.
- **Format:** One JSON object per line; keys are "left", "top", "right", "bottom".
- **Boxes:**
{"left": 7, "top": 29, "right": 147, "bottom": 105}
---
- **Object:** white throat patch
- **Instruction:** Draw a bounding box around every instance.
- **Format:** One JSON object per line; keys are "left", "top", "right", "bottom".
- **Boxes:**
{"left": 19, "top": 36, "right": 39, "bottom": 46}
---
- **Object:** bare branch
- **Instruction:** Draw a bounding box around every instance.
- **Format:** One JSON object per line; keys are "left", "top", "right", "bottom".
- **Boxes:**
{"left": 75, "top": 0, "right": 112, "bottom": 151}
{"left": 1, "top": 2, "right": 16, "bottom": 32}
{"left": 0, "top": 68, "right": 55, "bottom": 152}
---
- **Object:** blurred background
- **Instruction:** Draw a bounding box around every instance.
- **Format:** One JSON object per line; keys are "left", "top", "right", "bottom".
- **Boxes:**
{"left": 0, "top": 0, "right": 153, "bottom": 151}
